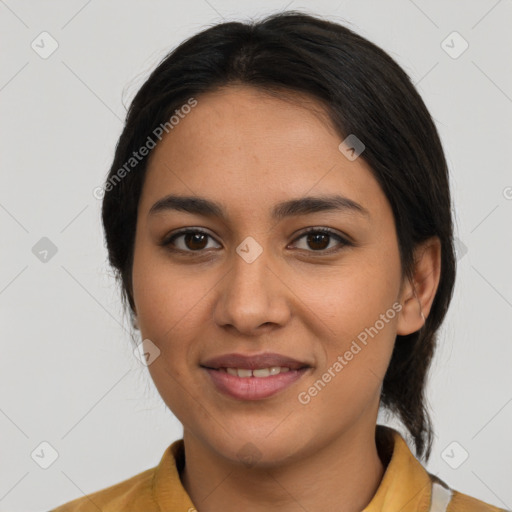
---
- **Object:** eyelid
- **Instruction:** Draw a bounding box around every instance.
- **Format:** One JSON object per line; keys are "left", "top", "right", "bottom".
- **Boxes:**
{"left": 289, "top": 227, "right": 351, "bottom": 253}
{"left": 161, "top": 227, "right": 219, "bottom": 248}
{"left": 161, "top": 226, "right": 352, "bottom": 254}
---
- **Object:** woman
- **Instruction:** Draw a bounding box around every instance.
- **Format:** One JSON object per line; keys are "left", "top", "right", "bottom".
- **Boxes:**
{"left": 51, "top": 10, "right": 508, "bottom": 512}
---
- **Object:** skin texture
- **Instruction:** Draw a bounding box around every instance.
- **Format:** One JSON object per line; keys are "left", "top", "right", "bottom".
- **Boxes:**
{"left": 131, "top": 85, "right": 441, "bottom": 512}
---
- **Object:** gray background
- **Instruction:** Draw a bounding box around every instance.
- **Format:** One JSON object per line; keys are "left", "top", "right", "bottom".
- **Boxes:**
{"left": 1, "top": 0, "right": 511, "bottom": 510}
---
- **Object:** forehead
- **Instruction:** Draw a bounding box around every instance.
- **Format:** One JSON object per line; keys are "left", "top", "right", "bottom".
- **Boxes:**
{"left": 139, "top": 85, "right": 389, "bottom": 223}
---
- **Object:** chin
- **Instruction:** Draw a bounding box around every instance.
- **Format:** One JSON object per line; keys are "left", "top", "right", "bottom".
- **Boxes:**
{"left": 202, "top": 429, "right": 307, "bottom": 469}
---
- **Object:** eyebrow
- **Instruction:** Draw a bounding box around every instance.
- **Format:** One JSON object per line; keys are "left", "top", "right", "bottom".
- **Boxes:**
{"left": 148, "top": 194, "right": 370, "bottom": 220}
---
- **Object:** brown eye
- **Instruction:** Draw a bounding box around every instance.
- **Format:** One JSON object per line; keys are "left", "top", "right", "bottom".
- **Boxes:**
{"left": 162, "top": 227, "right": 350, "bottom": 255}
{"left": 163, "top": 229, "right": 221, "bottom": 252}
{"left": 183, "top": 232, "right": 208, "bottom": 250}
{"left": 305, "top": 232, "right": 330, "bottom": 250}
{"left": 292, "top": 228, "right": 350, "bottom": 253}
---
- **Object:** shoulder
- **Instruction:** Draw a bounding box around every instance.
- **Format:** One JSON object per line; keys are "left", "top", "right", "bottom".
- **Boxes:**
{"left": 448, "top": 488, "right": 510, "bottom": 512}
{"left": 378, "top": 426, "right": 508, "bottom": 512}
{"left": 429, "top": 474, "right": 509, "bottom": 512}
{"left": 49, "top": 440, "right": 188, "bottom": 511}
{"left": 49, "top": 466, "right": 157, "bottom": 511}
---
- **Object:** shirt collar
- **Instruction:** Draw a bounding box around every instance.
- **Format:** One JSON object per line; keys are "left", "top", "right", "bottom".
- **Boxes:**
{"left": 363, "top": 425, "right": 433, "bottom": 511}
{"left": 153, "top": 425, "right": 434, "bottom": 511}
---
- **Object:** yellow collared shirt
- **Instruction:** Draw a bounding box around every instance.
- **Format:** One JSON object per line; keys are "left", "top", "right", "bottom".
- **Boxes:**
{"left": 50, "top": 426, "right": 508, "bottom": 512}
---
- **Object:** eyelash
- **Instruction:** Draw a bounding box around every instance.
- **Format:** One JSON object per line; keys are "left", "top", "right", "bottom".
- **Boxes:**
{"left": 160, "top": 227, "right": 352, "bottom": 256}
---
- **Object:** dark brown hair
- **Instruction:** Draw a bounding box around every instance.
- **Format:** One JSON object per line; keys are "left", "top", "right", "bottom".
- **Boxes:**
{"left": 101, "top": 11, "right": 456, "bottom": 462}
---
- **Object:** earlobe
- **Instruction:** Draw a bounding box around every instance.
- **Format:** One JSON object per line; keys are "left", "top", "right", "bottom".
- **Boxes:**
{"left": 131, "top": 308, "right": 139, "bottom": 330}
{"left": 396, "top": 236, "right": 441, "bottom": 336}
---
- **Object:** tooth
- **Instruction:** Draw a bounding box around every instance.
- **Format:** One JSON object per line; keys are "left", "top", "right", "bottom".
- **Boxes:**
{"left": 253, "top": 368, "right": 271, "bottom": 377}
{"left": 224, "top": 367, "right": 294, "bottom": 377}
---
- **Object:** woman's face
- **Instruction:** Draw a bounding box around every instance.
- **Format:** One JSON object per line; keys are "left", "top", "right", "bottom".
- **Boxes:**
{"left": 132, "top": 85, "right": 414, "bottom": 465}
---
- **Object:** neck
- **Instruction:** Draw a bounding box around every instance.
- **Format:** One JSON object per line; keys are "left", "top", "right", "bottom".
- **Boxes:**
{"left": 181, "top": 416, "right": 387, "bottom": 512}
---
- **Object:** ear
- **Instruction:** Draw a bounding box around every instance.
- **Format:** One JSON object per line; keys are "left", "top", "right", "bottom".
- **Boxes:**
{"left": 396, "top": 236, "right": 442, "bottom": 336}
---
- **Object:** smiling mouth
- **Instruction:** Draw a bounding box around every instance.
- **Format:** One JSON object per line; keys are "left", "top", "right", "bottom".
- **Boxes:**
{"left": 200, "top": 352, "right": 311, "bottom": 400}
{"left": 201, "top": 365, "right": 310, "bottom": 400}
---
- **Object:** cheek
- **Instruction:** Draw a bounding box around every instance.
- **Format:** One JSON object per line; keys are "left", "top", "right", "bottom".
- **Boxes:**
{"left": 305, "top": 254, "right": 401, "bottom": 393}
{"left": 132, "top": 241, "right": 213, "bottom": 339}
{"left": 297, "top": 291, "right": 398, "bottom": 426}
{"left": 132, "top": 253, "right": 213, "bottom": 421}
{"left": 306, "top": 258, "right": 401, "bottom": 340}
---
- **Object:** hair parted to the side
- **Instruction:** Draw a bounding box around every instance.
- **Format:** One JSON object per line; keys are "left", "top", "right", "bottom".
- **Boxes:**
{"left": 101, "top": 10, "right": 456, "bottom": 462}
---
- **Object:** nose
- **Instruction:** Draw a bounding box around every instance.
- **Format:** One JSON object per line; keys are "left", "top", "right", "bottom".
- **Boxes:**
{"left": 212, "top": 244, "right": 292, "bottom": 337}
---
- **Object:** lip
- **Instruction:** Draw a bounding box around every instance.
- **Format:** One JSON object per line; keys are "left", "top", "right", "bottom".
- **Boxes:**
{"left": 200, "top": 352, "right": 311, "bottom": 401}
